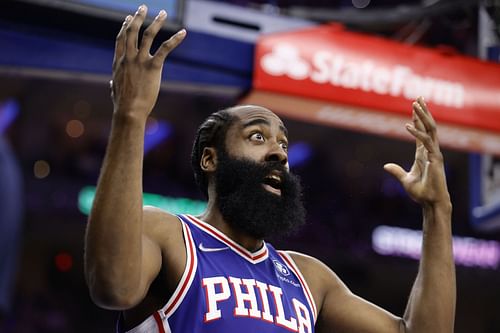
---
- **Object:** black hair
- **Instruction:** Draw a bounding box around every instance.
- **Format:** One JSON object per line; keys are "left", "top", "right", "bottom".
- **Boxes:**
{"left": 191, "top": 108, "right": 236, "bottom": 198}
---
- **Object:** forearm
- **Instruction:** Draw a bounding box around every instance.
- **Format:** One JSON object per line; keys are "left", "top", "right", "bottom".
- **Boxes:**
{"left": 85, "top": 112, "right": 147, "bottom": 305}
{"left": 404, "top": 202, "right": 455, "bottom": 333}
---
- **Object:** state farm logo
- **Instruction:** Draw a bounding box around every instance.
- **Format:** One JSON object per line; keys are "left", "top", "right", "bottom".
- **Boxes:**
{"left": 260, "top": 44, "right": 310, "bottom": 80}
{"left": 259, "top": 43, "right": 465, "bottom": 109}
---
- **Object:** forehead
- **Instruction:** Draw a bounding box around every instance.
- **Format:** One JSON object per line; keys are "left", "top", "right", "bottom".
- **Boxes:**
{"left": 227, "top": 105, "right": 287, "bottom": 134}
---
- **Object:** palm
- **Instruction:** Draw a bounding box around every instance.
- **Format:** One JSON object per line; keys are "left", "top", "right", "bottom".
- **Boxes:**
{"left": 110, "top": 6, "right": 186, "bottom": 118}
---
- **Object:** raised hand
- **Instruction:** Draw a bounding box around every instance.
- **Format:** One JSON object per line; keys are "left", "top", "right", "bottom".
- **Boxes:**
{"left": 111, "top": 5, "right": 186, "bottom": 120}
{"left": 383, "top": 97, "right": 451, "bottom": 207}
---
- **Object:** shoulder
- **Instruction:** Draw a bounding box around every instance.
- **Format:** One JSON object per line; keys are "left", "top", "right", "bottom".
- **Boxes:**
{"left": 284, "top": 251, "right": 345, "bottom": 286}
{"left": 141, "top": 206, "right": 188, "bottom": 289}
{"left": 142, "top": 205, "right": 182, "bottom": 233}
{"left": 282, "top": 251, "right": 351, "bottom": 314}
{"left": 141, "top": 206, "right": 185, "bottom": 251}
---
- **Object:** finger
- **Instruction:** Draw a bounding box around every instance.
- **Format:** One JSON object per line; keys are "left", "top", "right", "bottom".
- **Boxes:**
{"left": 411, "top": 147, "right": 427, "bottom": 176}
{"left": 413, "top": 109, "right": 425, "bottom": 132}
{"left": 383, "top": 163, "right": 407, "bottom": 183}
{"left": 413, "top": 97, "right": 436, "bottom": 135}
{"left": 139, "top": 10, "right": 168, "bottom": 59}
{"left": 417, "top": 96, "right": 433, "bottom": 120}
{"left": 412, "top": 110, "right": 427, "bottom": 160}
{"left": 152, "top": 29, "right": 187, "bottom": 66}
{"left": 412, "top": 110, "right": 423, "bottom": 146}
{"left": 406, "top": 124, "right": 436, "bottom": 154}
{"left": 126, "top": 5, "right": 148, "bottom": 58}
{"left": 113, "top": 15, "right": 132, "bottom": 67}
{"left": 413, "top": 101, "right": 437, "bottom": 139}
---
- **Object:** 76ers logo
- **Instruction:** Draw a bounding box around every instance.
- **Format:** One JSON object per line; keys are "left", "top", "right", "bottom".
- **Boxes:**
{"left": 273, "top": 260, "right": 290, "bottom": 276}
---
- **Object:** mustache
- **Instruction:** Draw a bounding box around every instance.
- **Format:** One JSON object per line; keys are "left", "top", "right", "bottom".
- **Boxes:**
{"left": 233, "top": 158, "right": 289, "bottom": 177}
{"left": 260, "top": 161, "right": 288, "bottom": 176}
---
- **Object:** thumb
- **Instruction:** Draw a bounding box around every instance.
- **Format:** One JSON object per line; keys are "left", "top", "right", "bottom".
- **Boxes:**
{"left": 383, "top": 163, "right": 407, "bottom": 183}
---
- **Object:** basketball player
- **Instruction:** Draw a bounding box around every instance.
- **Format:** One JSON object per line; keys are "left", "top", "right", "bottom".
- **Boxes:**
{"left": 84, "top": 5, "right": 455, "bottom": 333}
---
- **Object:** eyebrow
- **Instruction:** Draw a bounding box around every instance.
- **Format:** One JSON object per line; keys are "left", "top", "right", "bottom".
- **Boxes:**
{"left": 241, "top": 118, "right": 289, "bottom": 138}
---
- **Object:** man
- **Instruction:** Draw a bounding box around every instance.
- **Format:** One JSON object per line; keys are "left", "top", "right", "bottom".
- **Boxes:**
{"left": 84, "top": 5, "right": 455, "bottom": 333}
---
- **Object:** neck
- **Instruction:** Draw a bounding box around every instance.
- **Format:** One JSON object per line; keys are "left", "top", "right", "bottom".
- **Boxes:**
{"left": 198, "top": 199, "right": 263, "bottom": 252}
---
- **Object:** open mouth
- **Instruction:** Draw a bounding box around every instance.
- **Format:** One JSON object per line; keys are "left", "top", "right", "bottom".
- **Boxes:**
{"left": 262, "top": 171, "right": 282, "bottom": 196}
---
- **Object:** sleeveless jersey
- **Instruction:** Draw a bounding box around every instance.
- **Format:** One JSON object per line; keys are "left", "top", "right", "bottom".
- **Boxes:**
{"left": 118, "top": 214, "right": 317, "bottom": 333}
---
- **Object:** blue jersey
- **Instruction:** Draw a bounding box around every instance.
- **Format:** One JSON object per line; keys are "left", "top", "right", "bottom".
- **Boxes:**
{"left": 119, "top": 214, "right": 317, "bottom": 333}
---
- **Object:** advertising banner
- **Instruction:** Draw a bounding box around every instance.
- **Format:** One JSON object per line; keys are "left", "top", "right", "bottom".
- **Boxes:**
{"left": 254, "top": 24, "right": 500, "bottom": 133}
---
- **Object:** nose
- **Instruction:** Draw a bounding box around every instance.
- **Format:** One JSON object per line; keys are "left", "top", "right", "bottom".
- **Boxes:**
{"left": 265, "top": 142, "right": 288, "bottom": 167}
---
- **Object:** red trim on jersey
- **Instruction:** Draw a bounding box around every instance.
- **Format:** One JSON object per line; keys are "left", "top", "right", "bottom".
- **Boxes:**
{"left": 164, "top": 222, "right": 197, "bottom": 316}
{"left": 153, "top": 312, "right": 166, "bottom": 333}
{"left": 278, "top": 252, "right": 317, "bottom": 323}
{"left": 185, "top": 214, "right": 268, "bottom": 264}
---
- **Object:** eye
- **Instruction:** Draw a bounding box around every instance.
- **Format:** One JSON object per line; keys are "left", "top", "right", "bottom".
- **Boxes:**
{"left": 250, "top": 132, "right": 265, "bottom": 142}
{"left": 280, "top": 141, "right": 288, "bottom": 151}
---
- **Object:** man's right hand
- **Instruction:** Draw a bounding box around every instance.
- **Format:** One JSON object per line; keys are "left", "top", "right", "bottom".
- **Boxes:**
{"left": 111, "top": 5, "right": 186, "bottom": 120}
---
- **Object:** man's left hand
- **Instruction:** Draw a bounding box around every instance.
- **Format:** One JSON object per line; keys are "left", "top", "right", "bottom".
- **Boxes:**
{"left": 383, "top": 96, "right": 451, "bottom": 208}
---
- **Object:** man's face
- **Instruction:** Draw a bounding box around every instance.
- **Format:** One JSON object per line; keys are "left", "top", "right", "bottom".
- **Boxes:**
{"left": 224, "top": 105, "right": 289, "bottom": 180}
{"left": 213, "top": 106, "right": 306, "bottom": 239}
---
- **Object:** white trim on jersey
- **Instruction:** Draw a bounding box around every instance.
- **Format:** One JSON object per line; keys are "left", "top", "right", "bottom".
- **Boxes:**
{"left": 123, "top": 313, "right": 163, "bottom": 333}
{"left": 278, "top": 251, "right": 318, "bottom": 324}
{"left": 161, "top": 220, "right": 198, "bottom": 318}
{"left": 184, "top": 214, "right": 269, "bottom": 264}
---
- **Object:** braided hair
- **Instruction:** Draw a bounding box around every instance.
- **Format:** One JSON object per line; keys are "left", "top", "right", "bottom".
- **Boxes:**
{"left": 191, "top": 108, "right": 236, "bottom": 198}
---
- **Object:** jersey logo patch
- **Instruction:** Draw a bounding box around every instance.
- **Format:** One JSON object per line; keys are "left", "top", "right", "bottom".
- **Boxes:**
{"left": 273, "top": 259, "right": 290, "bottom": 276}
{"left": 198, "top": 243, "right": 230, "bottom": 252}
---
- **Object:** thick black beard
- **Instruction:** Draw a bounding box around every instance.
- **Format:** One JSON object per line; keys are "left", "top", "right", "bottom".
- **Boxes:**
{"left": 214, "top": 150, "right": 306, "bottom": 240}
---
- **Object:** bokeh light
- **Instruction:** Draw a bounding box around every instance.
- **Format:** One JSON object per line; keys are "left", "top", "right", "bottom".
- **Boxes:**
{"left": 33, "top": 160, "right": 50, "bottom": 179}
{"left": 352, "top": 0, "right": 371, "bottom": 9}
{"left": 146, "top": 117, "right": 159, "bottom": 135}
{"left": 65, "top": 119, "right": 85, "bottom": 138}
{"left": 54, "top": 252, "right": 73, "bottom": 272}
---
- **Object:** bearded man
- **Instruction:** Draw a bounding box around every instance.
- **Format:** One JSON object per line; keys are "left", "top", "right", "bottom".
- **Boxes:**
{"left": 84, "top": 5, "right": 455, "bottom": 333}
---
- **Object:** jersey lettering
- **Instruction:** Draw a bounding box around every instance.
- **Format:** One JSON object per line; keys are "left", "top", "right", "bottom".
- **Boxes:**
{"left": 202, "top": 276, "right": 311, "bottom": 332}
{"left": 203, "top": 276, "right": 231, "bottom": 322}
{"left": 269, "top": 284, "right": 298, "bottom": 331}
{"left": 293, "top": 298, "right": 312, "bottom": 333}
{"left": 255, "top": 280, "right": 274, "bottom": 323}
{"left": 229, "top": 277, "right": 261, "bottom": 318}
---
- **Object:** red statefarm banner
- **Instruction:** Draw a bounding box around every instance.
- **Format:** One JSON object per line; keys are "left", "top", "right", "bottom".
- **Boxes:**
{"left": 254, "top": 24, "right": 500, "bottom": 132}
{"left": 242, "top": 91, "right": 500, "bottom": 156}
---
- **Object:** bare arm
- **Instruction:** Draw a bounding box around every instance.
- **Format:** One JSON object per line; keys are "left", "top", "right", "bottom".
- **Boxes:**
{"left": 384, "top": 97, "right": 455, "bottom": 333}
{"left": 294, "top": 97, "right": 455, "bottom": 333}
{"left": 84, "top": 5, "right": 186, "bottom": 310}
{"left": 290, "top": 252, "right": 404, "bottom": 333}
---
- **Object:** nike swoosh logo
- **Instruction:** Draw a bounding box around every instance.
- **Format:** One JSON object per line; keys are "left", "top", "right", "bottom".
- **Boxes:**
{"left": 198, "top": 243, "right": 229, "bottom": 252}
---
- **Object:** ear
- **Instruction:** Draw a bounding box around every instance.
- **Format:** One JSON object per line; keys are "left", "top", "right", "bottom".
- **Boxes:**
{"left": 200, "top": 147, "right": 217, "bottom": 172}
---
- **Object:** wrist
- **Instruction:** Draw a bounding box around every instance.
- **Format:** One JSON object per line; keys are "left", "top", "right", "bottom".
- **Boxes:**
{"left": 422, "top": 198, "right": 452, "bottom": 213}
{"left": 112, "top": 108, "right": 149, "bottom": 127}
{"left": 422, "top": 200, "right": 452, "bottom": 225}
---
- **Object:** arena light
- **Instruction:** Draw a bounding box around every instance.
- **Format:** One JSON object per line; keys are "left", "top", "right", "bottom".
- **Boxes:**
{"left": 144, "top": 119, "right": 173, "bottom": 154}
{"left": 288, "top": 142, "right": 312, "bottom": 168}
{"left": 78, "top": 186, "right": 207, "bottom": 216}
{"left": 0, "top": 99, "right": 19, "bottom": 134}
{"left": 372, "top": 225, "right": 500, "bottom": 269}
